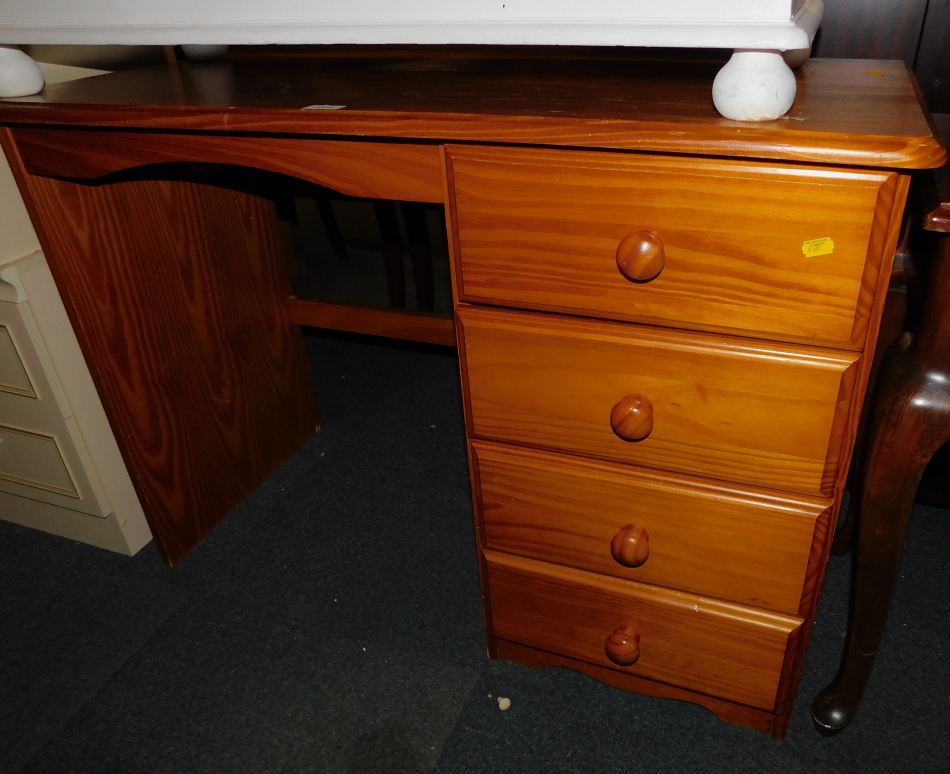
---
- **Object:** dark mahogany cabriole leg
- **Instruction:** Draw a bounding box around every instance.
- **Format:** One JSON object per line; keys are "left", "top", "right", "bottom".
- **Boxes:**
{"left": 832, "top": 218, "right": 915, "bottom": 558}
{"left": 813, "top": 231, "right": 950, "bottom": 735}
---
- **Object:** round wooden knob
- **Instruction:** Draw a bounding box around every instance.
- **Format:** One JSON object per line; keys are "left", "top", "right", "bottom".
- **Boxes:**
{"left": 609, "top": 394, "right": 654, "bottom": 441}
{"left": 616, "top": 230, "right": 665, "bottom": 283}
{"left": 605, "top": 622, "right": 641, "bottom": 666}
{"left": 610, "top": 524, "right": 650, "bottom": 567}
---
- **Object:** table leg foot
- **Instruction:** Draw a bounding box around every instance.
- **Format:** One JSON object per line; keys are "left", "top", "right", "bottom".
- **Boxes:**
{"left": 811, "top": 676, "right": 864, "bottom": 736}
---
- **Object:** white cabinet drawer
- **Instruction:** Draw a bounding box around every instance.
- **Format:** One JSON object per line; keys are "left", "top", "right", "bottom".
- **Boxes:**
{"left": 0, "top": 296, "right": 109, "bottom": 517}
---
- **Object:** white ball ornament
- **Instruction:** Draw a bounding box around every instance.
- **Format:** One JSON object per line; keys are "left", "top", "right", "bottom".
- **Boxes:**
{"left": 0, "top": 46, "right": 45, "bottom": 98}
{"left": 713, "top": 49, "right": 798, "bottom": 122}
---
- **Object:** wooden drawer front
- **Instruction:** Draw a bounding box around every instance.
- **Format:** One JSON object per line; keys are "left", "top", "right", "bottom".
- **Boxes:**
{"left": 485, "top": 550, "right": 802, "bottom": 711}
{"left": 448, "top": 145, "right": 897, "bottom": 347}
{"left": 459, "top": 306, "right": 858, "bottom": 496}
{"left": 474, "top": 440, "right": 831, "bottom": 615}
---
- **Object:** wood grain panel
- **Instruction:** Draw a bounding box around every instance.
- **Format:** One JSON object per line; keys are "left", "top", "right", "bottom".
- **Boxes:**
{"left": 473, "top": 440, "right": 832, "bottom": 615}
{"left": 484, "top": 550, "right": 802, "bottom": 711}
{"left": 9, "top": 151, "right": 319, "bottom": 564}
{"left": 448, "top": 145, "right": 896, "bottom": 348}
{"left": 458, "top": 305, "right": 859, "bottom": 496}
{"left": 495, "top": 639, "right": 786, "bottom": 737}
{"left": 13, "top": 128, "right": 444, "bottom": 204}
{"left": 0, "top": 59, "right": 942, "bottom": 170}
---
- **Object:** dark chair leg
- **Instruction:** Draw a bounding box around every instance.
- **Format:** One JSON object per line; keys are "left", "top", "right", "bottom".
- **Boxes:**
{"left": 833, "top": 220, "right": 914, "bottom": 557}
{"left": 374, "top": 200, "right": 405, "bottom": 309}
{"left": 436, "top": 206, "right": 447, "bottom": 241}
{"left": 315, "top": 197, "right": 350, "bottom": 262}
{"left": 831, "top": 288, "right": 910, "bottom": 557}
{"left": 812, "top": 399, "right": 938, "bottom": 734}
{"left": 274, "top": 196, "right": 307, "bottom": 277}
{"left": 402, "top": 202, "right": 435, "bottom": 312}
{"left": 813, "top": 234, "right": 950, "bottom": 735}
{"left": 829, "top": 481, "right": 858, "bottom": 556}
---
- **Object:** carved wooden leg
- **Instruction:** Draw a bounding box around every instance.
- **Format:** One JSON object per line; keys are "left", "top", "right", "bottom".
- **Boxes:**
{"left": 812, "top": 395, "right": 941, "bottom": 733}
{"left": 813, "top": 234, "right": 950, "bottom": 734}
{"left": 833, "top": 223, "right": 914, "bottom": 557}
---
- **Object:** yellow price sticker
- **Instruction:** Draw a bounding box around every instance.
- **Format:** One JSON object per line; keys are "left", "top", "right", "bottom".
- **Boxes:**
{"left": 802, "top": 237, "right": 835, "bottom": 257}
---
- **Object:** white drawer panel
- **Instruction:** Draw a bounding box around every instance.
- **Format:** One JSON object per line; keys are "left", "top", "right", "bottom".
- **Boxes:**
{"left": 0, "top": 298, "right": 108, "bottom": 517}
{"left": 0, "top": 423, "right": 78, "bottom": 497}
{"left": 0, "top": 323, "right": 37, "bottom": 397}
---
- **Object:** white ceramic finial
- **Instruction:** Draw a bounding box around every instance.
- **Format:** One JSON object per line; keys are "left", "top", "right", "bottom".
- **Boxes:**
{"left": 0, "top": 46, "right": 44, "bottom": 97}
{"left": 712, "top": 49, "right": 797, "bottom": 122}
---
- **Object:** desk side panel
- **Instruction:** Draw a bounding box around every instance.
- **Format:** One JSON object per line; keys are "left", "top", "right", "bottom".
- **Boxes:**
{"left": 3, "top": 131, "right": 319, "bottom": 564}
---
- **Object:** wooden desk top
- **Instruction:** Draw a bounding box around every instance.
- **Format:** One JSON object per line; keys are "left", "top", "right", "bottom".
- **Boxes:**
{"left": 0, "top": 53, "right": 945, "bottom": 170}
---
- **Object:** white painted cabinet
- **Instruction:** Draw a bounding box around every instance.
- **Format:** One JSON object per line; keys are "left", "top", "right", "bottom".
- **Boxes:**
{"left": 0, "top": 66, "right": 151, "bottom": 554}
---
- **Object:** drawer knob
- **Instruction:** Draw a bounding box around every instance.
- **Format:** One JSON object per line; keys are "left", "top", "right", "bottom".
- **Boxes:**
{"left": 616, "top": 230, "right": 665, "bottom": 283}
{"left": 610, "top": 524, "right": 650, "bottom": 567}
{"left": 605, "top": 622, "right": 641, "bottom": 666}
{"left": 610, "top": 393, "right": 654, "bottom": 441}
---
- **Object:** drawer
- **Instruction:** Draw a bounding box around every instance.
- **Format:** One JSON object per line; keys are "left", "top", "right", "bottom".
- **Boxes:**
{"left": 459, "top": 305, "right": 859, "bottom": 496}
{"left": 0, "top": 322, "right": 38, "bottom": 397}
{"left": 447, "top": 145, "right": 898, "bottom": 348}
{"left": 0, "top": 423, "right": 80, "bottom": 498}
{"left": 0, "top": 298, "right": 108, "bottom": 517}
{"left": 484, "top": 550, "right": 802, "bottom": 711}
{"left": 473, "top": 440, "right": 832, "bottom": 615}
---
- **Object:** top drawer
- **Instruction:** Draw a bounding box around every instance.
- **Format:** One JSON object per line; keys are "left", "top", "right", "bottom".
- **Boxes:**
{"left": 447, "top": 145, "right": 901, "bottom": 348}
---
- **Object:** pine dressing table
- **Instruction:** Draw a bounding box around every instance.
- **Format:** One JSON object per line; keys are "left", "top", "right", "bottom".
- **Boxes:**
{"left": 0, "top": 53, "right": 944, "bottom": 738}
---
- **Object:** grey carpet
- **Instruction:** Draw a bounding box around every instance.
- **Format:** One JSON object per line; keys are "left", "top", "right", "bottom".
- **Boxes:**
{"left": 1, "top": 329, "right": 947, "bottom": 773}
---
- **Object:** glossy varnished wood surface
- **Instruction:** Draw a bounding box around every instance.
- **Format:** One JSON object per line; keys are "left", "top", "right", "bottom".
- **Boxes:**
{"left": 458, "top": 305, "right": 859, "bottom": 496}
{"left": 448, "top": 144, "right": 898, "bottom": 348}
{"left": 287, "top": 298, "right": 456, "bottom": 347}
{"left": 4, "top": 132, "right": 319, "bottom": 564}
{"left": 495, "top": 639, "right": 787, "bottom": 737}
{"left": 473, "top": 440, "right": 832, "bottom": 615}
{"left": 0, "top": 53, "right": 934, "bottom": 732}
{"left": 13, "top": 128, "right": 444, "bottom": 203}
{"left": 0, "top": 57, "right": 943, "bottom": 169}
{"left": 484, "top": 550, "right": 802, "bottom": 711}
